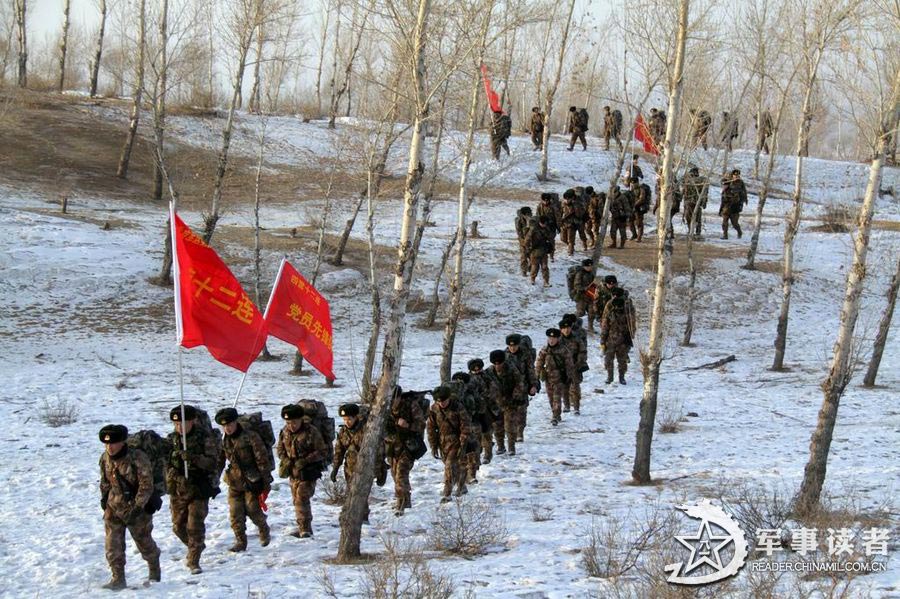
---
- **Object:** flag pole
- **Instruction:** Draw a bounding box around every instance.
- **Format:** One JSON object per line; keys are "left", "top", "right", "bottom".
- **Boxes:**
{"left": 171, "top": 203, "right": 189, "bottom": 479}
{"left": 232, "top": 256, "right": 286, "bottom": 409}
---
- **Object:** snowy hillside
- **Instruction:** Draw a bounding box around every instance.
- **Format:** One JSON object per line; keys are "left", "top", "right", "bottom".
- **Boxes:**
{"left": 1, "top": 108, "right": 898, "bottom": 598}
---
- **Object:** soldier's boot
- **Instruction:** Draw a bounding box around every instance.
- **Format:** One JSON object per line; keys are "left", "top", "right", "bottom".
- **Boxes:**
{"left": 563, "top": 398, "right": 571, "bottom": 412}
{"left": 455, "top": 482, "right": 468, "bottom": 497}
{"left": 482, "top": 440, "right": 493, "bottom": 464}
{"left": 102, "top": 568, "right": 127, "bottom": 591}
{"left": 736, "top": 224, "right": 743, "bottom": 238}
{"left": 605, "top": 368, "right": 614, "bottom": 384}
{"left": 229, "top": 532, "right": 247, "bottom": 553}
{"left": 186, "top": 552, "right": 202, "bottom": 575}
{"left": 394, "top": 495, "right": 406, "bottom": 516}
{"left": 618, "top": 238, "right": 625, "bottom": 249}
{"left": 441, "top": 482, "right": 452, "bottom": 503}
{"left": 507, "top": 435, "right": 517, "bottom": 456}
{"left": 619, "top": 370, "right": 627, "bottom": 385}
{"left": 299, "top": 519, "right": 313, "bottom": 538}
{"left": 146, "top": 555, "right": 161, "bottom": 583}
{"left": 573, "top": 398, "right": 581, "bottom": 416}
{"left": 259, "top": 523, "right": 271, "bottom": 547}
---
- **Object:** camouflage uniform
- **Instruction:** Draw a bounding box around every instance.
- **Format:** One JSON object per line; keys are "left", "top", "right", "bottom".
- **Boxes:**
{"left": 219, "top": 425, "right": 272, "bottom": 550}
{"left": 333, "top": 413, "right": 386, "bottom": 521}
{"left": 603, "top": 107, "right": 623, "bottom": 150}
{"left": 561, "top": 195, "right": 588, "bottom": 255}
{"left": 427, "top": 397, "right": 472, "bottom": 499}
{"left": 607, "top": 187, "right": 632, "bottom": 248}
{"left": 559, "top": 329, "right": 587, "bottom": 413}
{"left": 385, "top": 392, "right": 426, "bottom": 513}
{"left": 601, "top": 296, "right": 637, "bottom": 383}
{"left": 586, "top": 190, "right": 606, "bottom": 247}
{"left": 650, "top": 109, "right": 667, "bottom": 146}
{"left": 525, "top": 221, "right": 553, "bottom": 286}
{"left": 530, "top": 109, "right": 545, "bottom": 150}
{"left": 681, "top": 170, "right": 709, "bottom": 237}
{"left": 505, "top": 347, "right": 538, "bottom": 442}
{"left": 277, "top": 421, "right": 328, "bottom": 537}
{"left": 515, "top": 209, "right": 532, "bottom": 276}
{"left": 100, "top": 446, "right": 161, "bottom": 586}
{"left": 483, "top": 362, "right": 525, "bottom": 455}
{"left": 653, "top": 174, "right": 682, "bottom": 239}
{"left": 572, "top": 266, "right": 595, "bottom": 319}
{"left": 468, "top": 368, "right": 499, "bottom": 463}
{"left": 589, "top": 283, "right": 614, "bottom": 333}
{"left": 490, "top": 111, "right": 512, "bottom": 160}
{"left": 166, "top": 426, "right": 220, "bottom": 571}
{"left": 720, "top": 112, "right": 739, "bottom": 151}
{"left": 719, "top": 174, "right": 748, "bottom": 239}
{"left": 629, "top": 181, "right": 651, "bottom": 242}
{"left": 756, "top": 110, "right": 773, "bottom": 154}
{"left": 449, "top": 378, "right": 485, "bottom": 483}
{"left": 691, "top": 109, "right": 712, "bottom": 150}
{"left": 536, "top": 337, "right": 577, "bottom": 423}
{"left": 567, "top": 108, "right": 588, "bottom": 151}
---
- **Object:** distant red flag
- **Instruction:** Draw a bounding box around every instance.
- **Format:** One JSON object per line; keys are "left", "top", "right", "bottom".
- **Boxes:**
{"left": 172, "top": 210, "right": 267, "bottom": 372}
{"left": 480, "top": 64, "right": 502, "bottom": 113}
{"left": 265, "top": 260, "right": 335, "bottom": 380}
{"left": 634, "top": 113, "right": 659, "bottom": 155}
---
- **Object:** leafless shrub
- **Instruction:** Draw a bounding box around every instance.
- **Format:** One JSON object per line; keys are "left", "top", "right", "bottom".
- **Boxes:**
{"left": 530, "top": 499, "right": 555, "bottom": 522}
{"left": 320, "top": 476, "right": 347, "bottom": 506}
{"left": 820, "top": 203, "right": 855, "bottom": 233}
{"left": 302, "top": 204, "right": 327, "bottom": 232}
{"left": 39, "top": 397, "right": 79, "bottom": 427}
{"left": 428, "top": 498, "right": 508, "bottom": 556}
{"left": 362, "top": 533, "right": 455, "bottom": 599}
{"left": 657, "top": 399, "right": 684, "bottom": 434}
{"left": 712, "top": 479, "right": 793, "bottom": 541}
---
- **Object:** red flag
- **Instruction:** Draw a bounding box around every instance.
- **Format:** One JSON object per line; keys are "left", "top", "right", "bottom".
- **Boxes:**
{"left": 480, "top": 64, "right": 502, "bottom": 113}
{"left": 265, "top": 260, "right": 336, "bottom": 380}
{"left": 172, "top": 211, "right": 267, "bottom": 372}
{"left": 634, "top": 113, "right": 659, "bottom": 155}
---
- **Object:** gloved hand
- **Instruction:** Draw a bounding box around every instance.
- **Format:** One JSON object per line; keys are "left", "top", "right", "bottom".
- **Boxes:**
{"left": 100, "top": 496, "right": 108, "bottom": 511}
{"left": 126, "top": 506, "right": 144, "bottom": 523}
{"left": 330, "top": 468, "right": 338, "bottom": 483}
{"left": 600, "top": 343, "right": 607, "bottom": 354}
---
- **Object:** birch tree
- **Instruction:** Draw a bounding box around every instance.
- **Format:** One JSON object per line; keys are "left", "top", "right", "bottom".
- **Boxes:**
{"left": 117, "top": 0, "right": 147, "bottom": 179}
{"left": 537, "top": 0, "right": 576, "bottom": 182}
{"left": 14, "top": 0, "right": 25, "bottom": 87}
{"left": 862, "top": 254, "right": 900, "bottom": 387}
{"left": 151, "top": 0, "right": 169, "bottom": 202}
{"left": 58, "top": 0, "right": 71, "bottom": 92}
{"left": 89, "top": 0, "right": 108, "bottom": 97}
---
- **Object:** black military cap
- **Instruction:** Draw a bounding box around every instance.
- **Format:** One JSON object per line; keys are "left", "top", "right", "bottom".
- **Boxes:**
{"left": 569, "top": 106, "right": 576, "bottom": 111}
{"left": 532, "top": 106, "right": 539, "bottom": 112}
{"left": 559, "top": 319, "right": 572, "bottom": 329}
{"left": 585, "top": 186, "right": 594, "bottom": 195}
{"left": 433, "top": 385, "right": 452, "bottom": 401}
{"left": 582, "top": 258, "right": 593, "bottom": 267}
{"left": 546, "top": 328, "right": 561, "bottom": 338}
{"left": 633, "top": 154, "right": 640, "bottom": 160}
{"left": 562, "top": 313, "right": 577, "bottom": 323}
{"left": 604, "top": 275, "right": 618, "bottom": 285}
{"left": 604, "top": 105, "right": 611, "bottom": 111}
{"left": 629, "top": 176, "right": 639, "bottom": 184}
{"left": 521, "top": 206, "right": 532, "bottom": 215}
{"left": 540, "top": 192, "right": 553, "bottom": 201}
{"left": 214, "top": 407, "right": 239, "bottom": 425}
{"left": 451, "top": 372, "right": 471, "bottom": 383}
{"left": 339, "top": 403, "right": 360, "bottom": 417}
{"left": 170, "top": 405, "right": 197, "bottom": 422}
{"left": 563, "top": 189, "right": 575, "bottom": 199}
{"left": 281, "top": 404, "right": 304, "bottom": 420}
{"left": 690, "top": 166, "right": 699, "bottom": 174}
{"left": 489, "top": 349, "right": 506, "bottom": 364}
{"left": 467, "top": 358, "right": 484, "bottom": 370}
{"left": 99, "top": 424, "right": 128, "bottom": 444}
{"left": 731, "top": 169, "right": 741, "bottom": 175}
{"left": 612, "top": 287, "right": 625, "bottom": 298}
{"left": 506, "top": 333, "right": 522, "bottom": 346}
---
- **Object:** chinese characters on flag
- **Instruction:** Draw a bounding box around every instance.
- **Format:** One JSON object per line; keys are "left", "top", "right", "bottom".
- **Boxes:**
{"left": 266, "top": 260, "right": 336, "bottom": 380}
{"left": 173, "top": 212, "right": 267, "bottom": 372}
{"left": 634, "top": 113, "right": 660, "bottom": 156}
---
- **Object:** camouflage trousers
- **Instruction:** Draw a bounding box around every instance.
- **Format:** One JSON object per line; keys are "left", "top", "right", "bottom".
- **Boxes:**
{"left": 629, "top": 213, "right": 645, "bottom": 241}
{"left": 517, "top": 400, "right": 528, "bottom": 439}
{"left": 170, "top": 494, "right": 208, "bottom": 567}
{"left": 604, "top": 131, "right": 622, "bottom": 150}
{"left": 569, "top": 130, "right": 587, "bottom": 150}
{"left": 494, "top": 407, "right": 520, "bottom": 454}
{"left": 684, "top": 203, "right": 702, "bottom": 236}
{"left": 491, "top": 139, "right": 510, "bottom": 160}
{"left": 609, "top": 218, "right": 627, "bottom": 248}
{"left": 481, "top": 423, "right": 494, "bottom": 463}
{"left": 576, "top": 297, "right": 590, "bottom": 319}
{"left": 529, "top": 254, "right": 550, "bottom": 285}
{"left": 604, "top": 345, "right": 630, "bottom": 376}
{"left": 560, "top": 381, "right": 582, "bottom": 412}
{"left": 466, "top": 432, "right": 481, "bottom": 481}
{"left": 721, "top": 212, "right": 742, "bottom": 238}
{"left": 531, "top": 130, "right": 543, "bottom": 149}
{"left": 391, "top": 453, "right": 414, "bottom": 506}
{"left": 289, "top": 478, "right": 317, "bottom": 534}
{"left": 563, "top": 224, "right": 587, "bottom": 254}
{"left": 545, "top": 382, "right": 564, "bottom": 421}
{"left": 105, "top": 511, "right": 160, "bottom": 574}
{"left": 518, "top": 239, "right": 529, "bottom": 275}
{"left": 441, "top": 449, "right": 467, "bottom": 497}
{"left": 228, "top": 487, "right": 269, "bottom": 542}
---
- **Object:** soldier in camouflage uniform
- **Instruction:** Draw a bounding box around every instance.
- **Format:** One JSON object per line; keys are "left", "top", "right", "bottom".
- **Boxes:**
{"left": 603, "top": 106, "right": 623, "bottom": 150}
{"left": 559, "top": 316, "right": 588, "bottom": 414}
{"left": 385, "top": 388, "right": 427, "bottom": 515}
{"left": 166, "top": 405, "right": 220, "bottom": 574}
{"left": 98, "top": 424, "right": 161, "bottom": 590}
{"left": 484, "top": 349, "right": 525, "bottom": 456}
{"left": 601, "top": 287, "right": 637, "bottom": 384}
{"left": 719, "top": 169, "right": 748, "bottom": 239}
{"left": 628, "top": 177, "right": 651, "bottom": 242}
{"left": 526, "top": 216, "right": 554, "bottom": 287}
{"left": 589, "top": 275, "right": 617, "bottom": 332}
{"left": 756, "top": 109, "right": 774, "bottom": 154}
{"left": 607, "top": 185, "right": 632, "bottom": 249}
{"left": 427, "top": 385, "right": 472, "bottom": 502}
{"left": 690, "top": 109, "right": 712, "bottom": 150}
{"left": 627, "top": 154, "right": 644, "bottom": 181}
{"left": 572, "top": 258, "right": 596, "bottom": 320}
{"left": 530, "top": 106, "right": 545, "bottom": 150}
{"left": 536, "top": 329, "right": 577, "bottom": 425}
{"left": 720, "top": 111, "right": 739, "bottom": 151}
{"left": 585, "top": 187, "right": 606, "bottom": 248}
{"left": 653, "top": 170, "right": 682, "bottom": 240}
{"left": 567, "top": 106, "right": 589, "bottom": 151}
{"left": 537, "top": 192, "right": 560, "bottom": 258}
{"left": 490, "top": 110, "right": 512, "bottom": 160}
{"left": 650, "top": 108, "right": 667, "bottom": 146}
{"left": 681, "top": 166, "right": 709, "bottom": 238}
{"left": 468, "top": 358, "right": 499, "bottom": 464}
{"left": 450, "top": 372, "right": 485, "bottom": 483}
{"left": 562, "top": 189, "right": 589, "bottom": 254}
{"left": 331, "top": 403, "right": 387, "bottom": 523}
{"left": 277, "top": 404, "right": 328, "bottom": 538}
{"left": 214, "top": 408, "right": 271, "bottom": 553}
{"left": 505, "top": 334, "right": 539, "bottom": 443}
{"left": 515, "top": 207, "right": 533, "bottom": 276}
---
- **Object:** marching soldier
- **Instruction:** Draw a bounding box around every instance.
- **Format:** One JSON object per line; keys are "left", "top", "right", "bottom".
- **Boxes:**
{"left": 277, "top": 404, "right": 328, "bottom": 538}
{"left": 530, "top": 106, "right": 545, "bottom": 150}
{"left": 450, "top": 372, "right": 485, "bottom": 483}
{"left": 505, "top": 334, "right": 539, "bottom": 443}
{"left": 214, "top": 408, "right": 271, "bottom": 552}
{"left": 720, "top": 111, "right": 739, "bottom": 151}
{"left": 468, "top": 358, "right": 499, "bottom": 464}
{"left": 601, "top": 287, "right": 637, "bottom": 384}
{"left": 427, "top": 385, "right": 472, "bottom": 502}
{"left": 536, "top": 329, "right": 577, "bottom": 426}
{"left": 98, "top": 424, "right": 161, "bottom": 590}
{"left": 166, "top": 405, "right": 220, "bottom": 574}
{"left": 756, "top": 109, "right": 774, "bottom": 154}
{"left": 653, "top": 171, "right": 682, "bottom": 240}
{"left": 515, "top": 207, "right": 533, "bottom": 277}
{"left": 650, "top": 108, "right": 667, "bottom": 146}
{"left": 690, "top": 109, "right": 712, "bottom": 150}
{"left": 585, "top": 186, "right": 606, "bottom": 248}
{"left": 559, "top": 317, "right": 587, "bottom": 415}
{"left": 603, "top": 105, "right": 623, "bottom": 150}
{"left": 484, "top": 349, "right": 525, "bottom": 456}
{"left": 525, "top": 216, "right": 554, "bottom": 287}
{"left": 567, "top": 106, "right": 589, "bottom": 151}
{"left": 385, "top": 388, "right": 427, "bottom": 516}
{"left": 629, "top": 177, "right": 651, "bottom": 242}
{"left": 607, "top": 184, "right": 632, "bottom": 249}
{"left": 682, "top": 166, "right": 709, "bottom": 238}
{"left": 331, "top": 403, "right": 387, "bottom": 524}
{"left": 719, "top": 169, "right": 748, "bottom": 239}
{"left": 627, "top": 154, "right": 644, "bottom": 181}
{"left": 561, "top": 189, "right": 588, "bottom": 254}
{"left": 490, "top": 109, "right": 512, "bottom": 159}
{"left": 572, "top": 258, "right": 596, "bottom": 321}
{"left": 536, "top": 192, "right": 560, "bottom": 259}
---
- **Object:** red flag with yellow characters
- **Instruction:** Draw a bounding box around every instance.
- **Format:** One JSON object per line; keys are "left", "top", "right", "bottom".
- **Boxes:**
{"left": 265, "top": 260, "right": 336, "bottom": 380}
{"left": 172, "top": 211, "right": 267, "bottom": 372}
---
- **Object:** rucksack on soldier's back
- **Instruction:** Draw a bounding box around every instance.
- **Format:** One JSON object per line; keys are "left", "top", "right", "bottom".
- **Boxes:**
{"left": 126, "top": 429, "right": 171, "bottom": 497}
{"left": 296, "top": 399, "right": 335, "bottom": 465}
{"left": 613, "top": 109, "right": 623, "bottom": 130}
{"left": 566, "top": 265, "right": 580, "bottom": 300}
{"left": 578, "top": 108, "right": 589, "bottom": 131}
{"left": 236, "top": 412, "right": 276, "bottom": 472}
{"left": 193, "top": 407, "right": 225, "bottom": 498}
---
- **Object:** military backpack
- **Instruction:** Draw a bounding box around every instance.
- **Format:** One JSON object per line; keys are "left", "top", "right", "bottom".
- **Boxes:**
{"left": 236, "top": 411, "right": 276, "bottom": 472}
{"left": 296, "top": 399, "right": 335, "bottom": 465}
{"left": 566, "top": 265, "right": 581, "bottom": 300}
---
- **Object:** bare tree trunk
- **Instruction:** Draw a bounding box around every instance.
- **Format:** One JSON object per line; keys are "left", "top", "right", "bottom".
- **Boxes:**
{"left": 329, "top": 0, "right": 368, "bottom": 128}
{"left": 152, "top": 0, "right": 169, "bottom": 202}
{"left": 203, "top": 40, "right": 252, "bottom": 244}
{"left": 424, "top": 231, "right": 457, "bottom": 328}
{"left": 632, "top": 0, "right": 689, "bottom": 485}
{"left": 360, "top": 169, "right": 382, "bottom": 401}
{"left": 534, "top": 2, "right": 557, "bottom": 110}
{"left": 862, "top": 254, "right": 900, "bottom": 387}
{"left": 89, "top": 0, "right": 107, "bottom": 97}
{"left": 315, "top": 0, "right": 332, "bottom": 116}
{"left": 537, "top": 0, "right": 576, "bottom": 182}
{"left": 681, "top": 199, "right": 704, "bottom": 346}
{"left": 57, "top": 0, "right": 71, "bottom": 92}
{"left": 207, "top": 3, "right": 215, "bottom": 106}
{"left": 331, "top": 196, "right": 365, "bottom": 266}
{"left": 252, "top": 120, "right": 274, "bottom": 359}
{"left": 795, "top": 71, "right": 898, "bottom": 515}
{"left": 117, "top": 0, "right": 146, "bottom": 179}
{"left": 153, "top": 104, "right": 181, "bottom": 286}
{"left": 249, "top": 22, "right": 264, "bottom": 114}
{"left": 327, "top": 0, "right": 342, "bottom": 129}
{"left": 14, "top": 0, "right": 26, "bottom": 88}
{"left": 338, "top": 0, "right": 430, "bottom": 562}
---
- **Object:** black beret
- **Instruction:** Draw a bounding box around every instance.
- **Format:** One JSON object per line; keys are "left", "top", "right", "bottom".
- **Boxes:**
{"left": 546, "top": 328, "right": 561, "bottom": 338}
{"left": 282, "top": 404, "right": 305, "bottom": 420}
{"left": 214, "top": 408, "right": 239, "bottom": 425}
{"left": 582, "top": 258, "right": 593, "bottom": 266}
{"left": 99, "top": 424, "right": 128, "bottom": 444}
{"left": 489, "top": 349, "right": 506, "bottom": 364}
{"left": 339, "top": 403, "right": 360, "bottom": 417}
{"left": 467, "top": 358, "right": 484, "bottom": 370}
{"left": 506, "top": 333, "right": 522, "bottom": 345}
{"left": 451, "top": 372, "right": 471, "bottom": 383}
{"left": 585, "top": 186, "right": 594, "bottom": 195}
{"left": 563, "top": 189, "right": 575, "bottom": 199}
{"left": 433, "top": 385, "right": 452, "bottom": 400}
{"left": 170, "top": 405, "right": 197, "bottom": 422}
{"left": 604, "top": 275, "right": 618, "bottom": 285}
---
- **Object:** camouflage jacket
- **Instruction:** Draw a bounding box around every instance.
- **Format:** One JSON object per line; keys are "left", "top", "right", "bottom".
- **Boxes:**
{"left": 491, "top": 113, "right": 512, "bottom": 142}
{"left": 525, "top": 224, "right": 553, "bottom": 257}
{"left": 530, "top": 112, "right": 544, "bottom": 133}
{"left": 603, "top": 112, "right": 620, "bottom": 135}
{"left": 757, "top": 111, "right": 773, "bottom": 137}
{"left": 166, "top": 427, "right": 220, "bottom": 498}
{"left": 536, "top": 201, "right": 559, "bottom": 232}
{"left": 218, "top": 425, "right": 272, "bottom": 492}
{"left": 100, "top": 446, "right": 154, "bottom": 522}
{"left": 591, "top": 283, "right": 614, "bottom": 314}
{"left": 536, "top": 342, "right": 577, "bottom": 386}
{"left": 682, "top": 173, "right": 709, "bottom": 208}
{"left": 601, "top": 297, "right": 637, "bottom": 349}
{"left": 449, "top": 380, "right": 485, "bottom": 436}
{"left": 385, "top": 394, "right": 426, "bottom": 458}
{"left": 427, "top": 398, "right": 471, "bottom": 456}
{"left": 470, "top": 371, "right": 500, "bottom": 417}
{"left": 560, "top": 332, "right": 588, "bottom": 372}
{"left": 515, "top": 213, "right": 532, "bottom": 240}
{"left": 505, "top": 348, "right": 538, "bottom": 394}
{"left": 561, "top": 199, "right": 585, "bottom": 226}
{"left": 694, "top": 111, "right": 712, "bottom": 134}
{"left": 277, "top": 423, "right": 328, "bottom": 479}
{"left": 334, "top": 415, "right": 381, "bottom": 476}
{"left": 720, "top": 116, "right": 739, "bottom": 140}
{"left": 573, "top": 268, "right": 595, "bottom": 299}
{"left": 608, "top": 188, "right": 633, "bottom": 220}
{"left": 720, "top": 179, "right": 748, "bottom": 214}
{"left": 654, "top": 177, "right": 682, "bottom": 215}
{"left": 483, "top": 363, "right": 526, "bottom": 410}
{"left": 587, "top": 192, "right": 606, "bottom": 223}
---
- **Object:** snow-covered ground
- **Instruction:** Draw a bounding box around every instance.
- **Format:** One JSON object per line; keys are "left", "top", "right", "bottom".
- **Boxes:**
{"left": 0, "top": 109, "right": 898, "bottom": 597}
